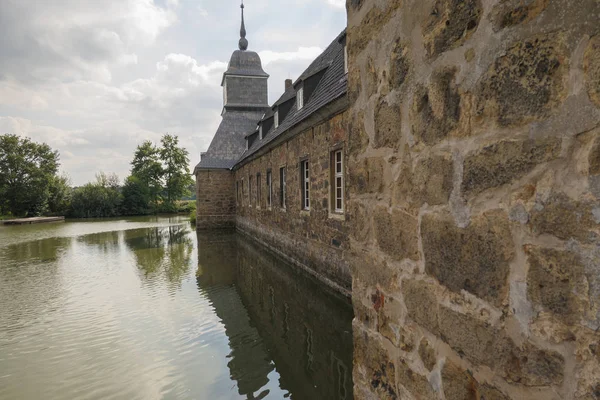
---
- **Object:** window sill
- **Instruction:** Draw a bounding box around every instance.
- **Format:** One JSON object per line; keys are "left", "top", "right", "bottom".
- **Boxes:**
{"left": 300, "top": 210, "right": 311, "bottom": 217}
{"left": 328, "top": 212, "right": 346, "bottom": 221}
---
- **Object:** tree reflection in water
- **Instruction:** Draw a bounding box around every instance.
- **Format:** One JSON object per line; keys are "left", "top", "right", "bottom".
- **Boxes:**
{"left": 124, "top": 224, "right": 194, "bottom": 286}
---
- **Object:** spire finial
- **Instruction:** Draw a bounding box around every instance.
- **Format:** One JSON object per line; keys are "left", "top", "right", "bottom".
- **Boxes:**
{"left": 239, "top": 1, "right": 248, "bottom": 51}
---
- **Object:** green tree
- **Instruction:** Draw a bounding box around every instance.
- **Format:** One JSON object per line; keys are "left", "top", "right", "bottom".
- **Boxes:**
{"left": 131, "top": 141, "right": 163, "bottom": 210}
{"left": 159, "top": 134, "right": 193, "bottom": 206}
{"left": 0, "top": 134, "right": 60, "bottom": 216}
{"left": 70, "top": 173, "right": 122, "bottom": 218}
{"left": 121, "top": 175, "right": 151, "bottom": 215}
{"left": 48, "top": 174, "right": 72, "bottom": 216}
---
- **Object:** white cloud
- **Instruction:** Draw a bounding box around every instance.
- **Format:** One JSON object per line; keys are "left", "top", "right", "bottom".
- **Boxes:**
{"left": 0, "top": 1, "right": 346, "bottom": 185}
{"left": 326, "top": 0, "right": 346, "bottom": 8}
{"left": 259, "top": 47, "right": 324, "bottom": 66}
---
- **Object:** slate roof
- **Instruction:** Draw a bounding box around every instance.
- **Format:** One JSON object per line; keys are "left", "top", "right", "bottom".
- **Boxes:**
{"left": 223, "top": 50, "right": 269, "bottom": 79}
{"left": 195, "top": 110, "right": 265, "bottom": 170}
{"left": 195, "top": 29, "right": 347, "bottom": 172}
{"left": 237, "top": 30, "right": 347, "bottom": 164}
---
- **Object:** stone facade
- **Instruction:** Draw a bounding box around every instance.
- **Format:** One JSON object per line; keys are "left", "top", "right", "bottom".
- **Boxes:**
{"left": 195, "top": 169, "right": 236, "bottom": 229}
{"left": 347, "top": 0, "right": 600, "bottom": 399}
{"left": 235, "top": 108, "right": 352, "bottom": 292}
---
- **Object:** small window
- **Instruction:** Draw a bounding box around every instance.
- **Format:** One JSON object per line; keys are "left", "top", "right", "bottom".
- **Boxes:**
{"left": 297, "top": 86, "right": 304, "bottom": 110}
{"left": 256, "top": 173, "right": 262, "bottom": 208}
{"left": 267, "top": 170, "right": 272, "bottom": 208}
{"left": 245, "top": 138, "right": 249, "bottom": 151}
{"left": 274, "top": 110, "right": 279, "bottom": 128}
{"left": 300, "top": 160, "right": 310, "bottom": 210}
{"left": 280, "top": 167, "right": 287, "bottom": 209}
{"left": 223, "top": 79, "right": 228, "bottom": 104}
{"left": 248, "top": 175, "right": 253, "bottom": 207}
{"left": 331, "top": 149, "right": 344, "bottom": 213}
{"left": 236, "top": 181, "right": 240, "bottom": 205}
{"left": 259, "top": 125, "right": 263, "bottom": 140}
{"left": 241, "top": 179, "right": 244, "bottom": 206}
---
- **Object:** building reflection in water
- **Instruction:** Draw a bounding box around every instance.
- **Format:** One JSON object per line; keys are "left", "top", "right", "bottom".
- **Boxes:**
{"left": 196, "top": 231, "right": 354, "bottom": 400}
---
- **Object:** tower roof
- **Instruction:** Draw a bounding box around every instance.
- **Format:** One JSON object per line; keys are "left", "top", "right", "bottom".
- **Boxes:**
{"left": 221, "top": 2, "right": 268, "bottom": 83}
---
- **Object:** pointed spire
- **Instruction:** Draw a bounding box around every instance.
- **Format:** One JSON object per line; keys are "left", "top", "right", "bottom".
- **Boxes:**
{"left": 239, "top": 1, "right": 248, "bottom": 51}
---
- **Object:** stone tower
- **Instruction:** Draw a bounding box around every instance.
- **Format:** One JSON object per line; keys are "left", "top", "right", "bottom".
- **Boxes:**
{"left": 194, "top": 2, "right": 269, "bottom": 229}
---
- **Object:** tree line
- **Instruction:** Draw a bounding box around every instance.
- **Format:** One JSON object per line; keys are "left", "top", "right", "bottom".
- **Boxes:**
{"left": 0, "top": 133, "right": 195, "bottom": 219}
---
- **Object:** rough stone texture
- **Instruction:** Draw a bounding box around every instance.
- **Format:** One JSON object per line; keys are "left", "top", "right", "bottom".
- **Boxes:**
{"left": 373, "top": 207, "right": 419, "bottom": 261}
{"left": 489, "top": 0, "right": 550, "bottom": 31}
{"left": 584, "top": 36, "right": 600, "bottom": 108}
{"left": 346, "top": 0, "right": 600, "bottom": 398}
{"left": 374, "top": 99, "right": 402, "bottom": 149}
{"left": 590, "top": 136, "right": 600, "bottom": 176}
{"left": 421, "top": 210, "right": 514, "bottom": 307}
{"left": 442, "top": 359, "right": 478, "bottom": 400}
{"left": 476, "top": 33, "right": 568, "bottom": 127}
{"left": 530, "top": 193, "right": 599, "bottom": 243}
{"left": 195, "top": 170, "right": 236, "bottom": 229}
{"left": 234, "top": 111, "right": 352, "bottom": 292}
{"left": 418, "top": 338, "right": 437, "bottom": 371}
{"left": 462, "top": 137, "right": 562, "bottom": 196}
{"left": 526, "top": 246, "right": 586, "bottom": 325}
{"left": 422, "top": 0, "right": 483, "bottom": 58}
{"left": 411, "top": 68, "right": 461, "bottom": 145}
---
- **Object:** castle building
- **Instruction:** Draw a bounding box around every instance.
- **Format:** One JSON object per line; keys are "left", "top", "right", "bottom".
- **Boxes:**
{"left": 194, "top": 4, "right": 350, "bottom": 292}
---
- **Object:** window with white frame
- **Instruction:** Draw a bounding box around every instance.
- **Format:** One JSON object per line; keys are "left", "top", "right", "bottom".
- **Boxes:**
{"left": 279, "top": 167, "right": 286, "bottom": 209}
{"left": 300, "top": 159, "right": 310, "bottom": 210}
{"left": 331, "top": 149, "right": 344, "bottom": 213}
{"left": 259, "top": 125, "right": 263, "bottom": 140}
{"left": 297, "top": 86, "right": 304, "bottom": 110}
{"left": 266, "top": 170, "right": 272, "bottom": 208}
{"left": 274, "top": 110, "right": 279, "bottom": 128}
{"left": 223, "top": 79, "right": 228, "bottom": 104}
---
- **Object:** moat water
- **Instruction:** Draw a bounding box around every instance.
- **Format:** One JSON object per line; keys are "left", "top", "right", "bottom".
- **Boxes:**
{"left": 0, "top": 216, "right": 353, "bottom": 400}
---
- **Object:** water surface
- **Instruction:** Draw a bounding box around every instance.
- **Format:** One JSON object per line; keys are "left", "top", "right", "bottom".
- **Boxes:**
{"left": 0, "top": 217, "right": 353, "bottom": 399}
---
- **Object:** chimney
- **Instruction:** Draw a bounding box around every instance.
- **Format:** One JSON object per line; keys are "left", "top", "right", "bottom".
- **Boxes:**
{"left": 285, "top": 79, "right": 293, "bottom": 90}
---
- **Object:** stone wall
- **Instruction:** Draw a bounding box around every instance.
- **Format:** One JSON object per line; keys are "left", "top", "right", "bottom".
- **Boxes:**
{"left": 235, "top": 110, "right": 353, "bottom": 292}
{"left": 195, "top": 169, "right": 236, "bottom": 229}
{"left": 346, "top": 0, "right": 600, "bottom": 399}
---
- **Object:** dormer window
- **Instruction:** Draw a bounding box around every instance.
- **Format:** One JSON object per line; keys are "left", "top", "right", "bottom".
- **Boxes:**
{"left": 259, "top": 125, "right": 263, "bottom": 140}
{"left": 245, "top": 137, "right": 249, "bottom": 150}
{"left": 297, "top": 86, "right": 304, "bottom": 110}
{"left": 274, "top": 109, "right": 279, "bottom": 128}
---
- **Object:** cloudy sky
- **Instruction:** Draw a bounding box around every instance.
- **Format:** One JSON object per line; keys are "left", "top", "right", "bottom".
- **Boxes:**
{"left": 0, "top": 0, "right": 346, "bottom": 186}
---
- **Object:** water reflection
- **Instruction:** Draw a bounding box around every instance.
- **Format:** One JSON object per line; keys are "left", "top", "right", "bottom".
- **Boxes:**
{"left": 197, "top": 231, "right": 354, "bottom": 400}
{"left": 125, "top": 225, "right": 194, "bottom": 285}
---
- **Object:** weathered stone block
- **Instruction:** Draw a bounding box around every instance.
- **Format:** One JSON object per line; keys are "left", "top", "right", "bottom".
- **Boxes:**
{"left": 354, "top": 328, "right": 399, "bottom": 399}
{"left": 374, "top": 99, "right": 402, "bottom": 149}
{"left": 526, "top": 245, "right": 585, "bottom": 325}
{"left": 441, "top": 359, "right": 478, "bottom": 400}
{"left": 490, "top": 0, "right": 550, "bottom": 31}
{"left": 403, "top": 279, "right": 439, "bottom": 334}
{"left": 478, "top": 385, "right": 509, "bottom": 400}
{"left": 422, "top": 0, "right": 483, "bottom": 57}
{"left": 348, "top": 0, "right": 401, "bottom": 55}
{"left": 530, "top": 193, "right": 598, "bottom": 243}
{"left": 389, "top": 40, "right": 410, "bottom": 90}
{"left": 418, "top": 338, "right": 437, "bottom": 371}
{"left": 414, "top": 153, "right": 454, "bottom": 205}
{"left": 397, "top": 358, "right": 436, "bottom": 399}
{"left": 421, "top": 210, "right": 514, "bottom": 307}
{"left": 438, "top": 307, "right": 498, "bottom": 367}
{"left": 462, "top": 137, "right": 562, "bottom": 196}
{"left": 411, "top": 68, "right": 461, "bottom": 145}
{"left": 590, "top": 136, "right": 600, "bottom": 176}
{"left": 476, "top": 34, "right": 568, "bottom": 127}
{"left": 438, "top": 307, "right": 565, "bottom": 385}
{"left": 503, "top": 342, "right": 565, "bottom": 386}
{"left": 348, "top": 111, "right": 370, "bottom": 158}
{"left": 374, "top": 207, "right": 419, "bottom": 261}
{"left": 584, "top": 35, "right": 600, "bottom": 108}
{"left": 350, "top": 157, "right": 385, "bottom": 195}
